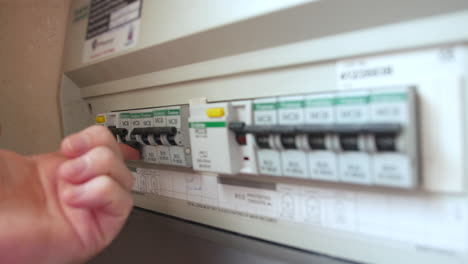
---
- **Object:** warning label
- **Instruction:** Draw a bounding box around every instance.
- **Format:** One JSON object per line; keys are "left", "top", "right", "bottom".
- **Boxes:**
{"left": 83, "top": 0, "right": 142, "bottom": 63}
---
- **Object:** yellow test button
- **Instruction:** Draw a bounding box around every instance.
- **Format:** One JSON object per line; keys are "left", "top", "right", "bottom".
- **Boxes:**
{"left": 206, "top": 108, "right": 225, "bottom": 118}
{"left": 95, "top": 116, "right": 106, "bottom": 123}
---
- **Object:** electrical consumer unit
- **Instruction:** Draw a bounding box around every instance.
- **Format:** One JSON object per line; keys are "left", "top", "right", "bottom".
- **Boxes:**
{"left": 61, "top": 1, "right": 468, "bottom": 263}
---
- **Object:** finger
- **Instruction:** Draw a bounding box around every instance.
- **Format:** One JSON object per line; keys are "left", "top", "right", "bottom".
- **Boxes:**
{"left": 58, "top": 146, "right": 135, "bottom": 190}
{"left": 62, "top": 175, "right": 133, "bottom": 214}
{"left": 119, "top": 143, "right": 140, "bottom": 160}
{"left": 61, "top": 125, "right": 122, "bottom": 160}
{"left": 61, "top": 175, "right": 133, "bottom": 245}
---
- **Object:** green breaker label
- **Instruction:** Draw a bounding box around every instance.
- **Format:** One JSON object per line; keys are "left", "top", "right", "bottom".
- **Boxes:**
{"left": 370, "top": 92, "right": 407, "bottom": 103}
{"left": 254, "top": 102, "right": 277, "bottom": 111}
{"left": 153, "top": 109, "right": 180, "bottom": 116}
{"left": 189, "top": 122, "right": 226, "bottom": 128}
{"left": 153, "top": 110, "right": 168, "bottom": 116}
{"left": 141, "top": 112, "right": 153, "bottom": 118}
{"left": 167, "top": 109, "right": 180, "bottom": 116}
{"left": 130, "top": 112, "right": 153, "bottom": 119}
{"left": 119, "top": 113, "right": 131, "bottom": 118}
{"left": 131, "top": 113, "right": 142, "bottom": 119}
{"left": 306, "top": 92, "right": 406, "bottom": 107}
{"left": 305, "top": 98, "right": 335, "bottom": 107}
{"left": 336, "top": 96, "right": 369, "bottom": 105}
{"left": 278, "top": 100, "right": 305, "bottom": 109}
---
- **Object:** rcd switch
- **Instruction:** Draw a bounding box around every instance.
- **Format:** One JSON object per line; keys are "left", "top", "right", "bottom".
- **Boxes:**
{"left": 188, "top": 102, "right": 243, "bottom": 174}
{"left": 188, "top": 100, "right": 259, "bottom": 175}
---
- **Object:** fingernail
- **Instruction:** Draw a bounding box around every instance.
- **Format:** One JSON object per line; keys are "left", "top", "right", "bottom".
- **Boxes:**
{"left": 59, "top": 158, "right": 88, "bottom": 179}
{"left": 65, "top": 134, "right": 89, "bottom": 154}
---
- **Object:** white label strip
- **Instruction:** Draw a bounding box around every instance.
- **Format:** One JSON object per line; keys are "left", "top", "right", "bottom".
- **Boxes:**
{"left": 336, "top": 46, "right": 467, "bottom": 90}
{"left": 135, "top": 168, "right": 468, "bottom": 253}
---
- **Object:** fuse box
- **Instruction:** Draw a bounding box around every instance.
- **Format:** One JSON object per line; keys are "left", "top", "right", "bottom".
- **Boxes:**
{"left": 62, "top": 1, "right": 468, "bottom": 263}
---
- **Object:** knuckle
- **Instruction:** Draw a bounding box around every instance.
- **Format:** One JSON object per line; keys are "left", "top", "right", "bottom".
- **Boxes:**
{"left": 93, "top": 146, "right": 116, "bottom": 166}
{"left": 90, "top": 125, "right": 115, "bottom": 143}
{"left": 89, "top": 124, "right": 109, "bottom": 135}
{"left": 95, "top": 176, "right": 114, "bottom": 196}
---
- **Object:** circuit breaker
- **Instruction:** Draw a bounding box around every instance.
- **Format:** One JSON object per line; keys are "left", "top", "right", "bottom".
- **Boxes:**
{"left": 188, "top": 87, "right": 418, "bottom": 189}
{"left": 95, "top": 105, "right": 192, "bottom": 168}
{"left": 99, "top": 86, "right": 417, "bottom": 189}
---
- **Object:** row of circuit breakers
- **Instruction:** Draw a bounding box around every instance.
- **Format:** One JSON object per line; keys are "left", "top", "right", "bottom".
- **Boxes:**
{"left": 97, "top": 87, "right": 418, "bottom": 189}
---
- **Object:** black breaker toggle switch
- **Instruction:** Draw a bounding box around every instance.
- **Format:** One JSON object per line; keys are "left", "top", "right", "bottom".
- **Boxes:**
{"left": 280, "top": 134, "right": 297, "bottom": 149}
{"left": 228, "top": 122, "right": 402, "bottom": 152}
{"left": 108, "top": 126, "right": 128, "bottom": 139}
{"left": 308, "top": 133, "right": 327, "bottom": 150}
{"left": 107, "top": 126, "right": 179, "bottom": 149}
{"left": 107, "top": 126, "right": 141, "bottom": 149}
{"left": 339, "top": 133, "right": 359, "bottom": 151}
{"left": 375, "top": 132, "right": 397, "bottom": 152}
{"left": 130, "top": 127, "right": 178, "bottom": 146}
{"left": 255, "top": 134, "right": 270, "bottom": 149}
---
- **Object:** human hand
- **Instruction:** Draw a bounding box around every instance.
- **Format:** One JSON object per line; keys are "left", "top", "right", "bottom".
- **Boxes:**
{"left": 0, "top": 125, "right": 139, "bottom": 264}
